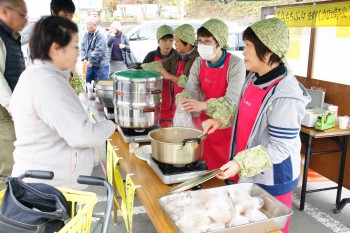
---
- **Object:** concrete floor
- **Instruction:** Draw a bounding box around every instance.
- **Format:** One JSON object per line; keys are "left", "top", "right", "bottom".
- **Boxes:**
{"left": 85, "top": 146, "right": 350, "bottom": 233}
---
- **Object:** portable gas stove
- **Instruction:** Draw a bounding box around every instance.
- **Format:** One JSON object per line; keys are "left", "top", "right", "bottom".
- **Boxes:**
{"left": 104, "top": 107, "right": 115, "bottom": 120}
{"left": 146, "top": 155, "right": 208, "bottom": 184}
{"left": 117, "top": 125, "right": 158, "bottom": 143}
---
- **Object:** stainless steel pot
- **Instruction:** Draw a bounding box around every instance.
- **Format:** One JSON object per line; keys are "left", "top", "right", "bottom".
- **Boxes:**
{"left": 113, "top": 70, "right": 162, "bottom": 107}
{"left": 95, "top": 80, "right": 114, "bottom": 108}
{"left": 148, "top": 127, "right": 207, "bottom": 165}
{"left": 114, "top": 104, "right": 161, "bottom": 128}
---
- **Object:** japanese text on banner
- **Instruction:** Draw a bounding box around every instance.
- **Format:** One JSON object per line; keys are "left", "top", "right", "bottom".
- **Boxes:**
{"left": 275, "top": 2, "right": 350, "bottom": 27}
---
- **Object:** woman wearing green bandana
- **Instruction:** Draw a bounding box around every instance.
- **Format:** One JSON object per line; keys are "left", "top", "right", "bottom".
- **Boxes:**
{"left": 211, "top": 18, "right": 310, "bottom": 233}
{"left": 142, "top": 24, "right": 199, "bottom": 126}
{"left": 142, "top": 25, "right": 175, "bottom": 63}
{"left": 177, "top": 19, "right": 245, "bottom": 184}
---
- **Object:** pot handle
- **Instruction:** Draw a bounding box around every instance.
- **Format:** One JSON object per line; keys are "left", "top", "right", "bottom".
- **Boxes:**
{"left": 142, "top": 108, "right": 155, "bottom": 113}
{"left": 182, "top": 132, "right": 207, "bottom": 146}
{"left": 148, "top": 89, "right": 162, "bottom": 95}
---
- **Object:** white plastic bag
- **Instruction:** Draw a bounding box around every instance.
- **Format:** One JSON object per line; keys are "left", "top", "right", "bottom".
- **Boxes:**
{"left": 173, "top": 105, "right": 194, "bottom": 128}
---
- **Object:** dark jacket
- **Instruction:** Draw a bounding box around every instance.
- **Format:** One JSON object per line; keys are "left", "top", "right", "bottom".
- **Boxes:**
{"left": 161, "top": 47, "right": 199, "bottom": 78}
{"left": 106, "top": 32, "right": 130, "bottom": 64}
{"left": 161, "top": 47, "right": 199, "bottom": 110}
{"left": 142, "top": 46, "right": 175, "bottom": 63}
{"left": 0, "top": 21, "right": 25, "bottom": 92}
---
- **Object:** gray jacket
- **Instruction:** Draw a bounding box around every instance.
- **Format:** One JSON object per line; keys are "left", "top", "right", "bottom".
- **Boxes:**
{"left": 80, "top": 28, "right": 108, "bottom": 67}
{"left": 10, "top": 60, "right": 115, "bottom": 189}
{"left": 230, "top": 67, "right": 311, "bottom": 196}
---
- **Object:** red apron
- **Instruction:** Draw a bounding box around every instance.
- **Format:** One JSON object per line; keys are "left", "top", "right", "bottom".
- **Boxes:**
{"left": 235, "top": 78, "right": 282, "bottom": 154}
{"left": 158, "top": 60, "right": 184, "bottom": 127}
{"left": 197, "top": 54, "right": 233, "bottom": 173}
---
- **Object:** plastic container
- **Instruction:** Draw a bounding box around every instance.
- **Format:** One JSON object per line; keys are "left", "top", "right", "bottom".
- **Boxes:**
{"left": 338, "top": 116, "right": 349, "bottom": 129}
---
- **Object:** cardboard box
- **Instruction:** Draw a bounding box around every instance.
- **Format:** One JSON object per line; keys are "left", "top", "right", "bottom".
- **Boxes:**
{"left": 301, "top": 108, "right": 326, "bottom": 127}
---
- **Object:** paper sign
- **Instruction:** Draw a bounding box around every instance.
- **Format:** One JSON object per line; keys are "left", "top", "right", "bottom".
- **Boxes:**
{"left": 126, "top": 176, "right": 137, "bottom": 232}
{"left": 121, "top": 200, "right": 129, "bottom": 232}
{"left": 336, "top": 26, "right": 350, "bottom": 38}
{"left": 106, "top": 140, "right": 113, "bottom": 185}
{"left": 275, "top": 2, "right": 350, "bottom": 27}
{"left": 113, "top": 156, "right": 125, "bottom": 202}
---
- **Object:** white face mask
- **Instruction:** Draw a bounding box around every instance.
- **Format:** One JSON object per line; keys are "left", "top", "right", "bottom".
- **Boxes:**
{"left": 198, "top": 44, "right": 216, "bottom": 61}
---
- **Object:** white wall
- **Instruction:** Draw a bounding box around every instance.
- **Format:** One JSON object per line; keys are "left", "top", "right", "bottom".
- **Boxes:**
{"left": 24, "top": 0, "right": 50, "bottom": 20}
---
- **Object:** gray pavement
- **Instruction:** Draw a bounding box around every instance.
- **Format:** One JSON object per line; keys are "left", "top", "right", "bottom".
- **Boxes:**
{"left": 85, "top": 146, "right": 350, "bottom": 233}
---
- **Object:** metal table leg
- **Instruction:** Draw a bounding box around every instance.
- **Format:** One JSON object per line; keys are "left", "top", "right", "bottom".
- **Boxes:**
{"left": 300, "top": 134, "right": 312, "bottom": 211}
{"left": 334, "top": 135, "right": 349, "bottom": 213}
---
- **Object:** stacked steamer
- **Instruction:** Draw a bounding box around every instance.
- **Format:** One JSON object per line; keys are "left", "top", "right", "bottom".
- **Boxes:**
{"left": 113, "top": 69, "right": 163, "bottom": 128}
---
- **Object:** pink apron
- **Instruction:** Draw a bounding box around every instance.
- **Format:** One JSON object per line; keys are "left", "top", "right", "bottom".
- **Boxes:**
{"left": 154, "top": 57, "right": 184, "bottom": 127}
{"left": 236, "top": 78, "right": 290, "bottom": 233}
{"left": 235, "top": 78, "right": 282, "bottom": 153}
{"left": 197, "top": 54, "right": 233, "bottom": 173}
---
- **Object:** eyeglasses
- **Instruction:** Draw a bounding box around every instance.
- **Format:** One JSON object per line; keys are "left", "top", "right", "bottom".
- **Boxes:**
{"left": 6, "top": 6, "right": 28, "bottom": 19}
{"left": 196, "top": 38, "right": 216, "bottom": 46}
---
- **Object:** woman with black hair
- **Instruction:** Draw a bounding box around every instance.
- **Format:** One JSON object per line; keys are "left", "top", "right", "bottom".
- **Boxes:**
{"left": 213, "top": 18, "right": 311, "bottom": 233}
{"left": 142, "top": 24, "right": 199, "bottom": 127}
{"left": 177, "top": 19, "right": 245, "bottom": 184}
{"left": 10, "top": 16, "right": 116, "bottom": 190}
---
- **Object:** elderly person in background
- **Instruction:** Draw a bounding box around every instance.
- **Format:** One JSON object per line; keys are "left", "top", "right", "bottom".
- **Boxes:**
{"left": 214, "top": 18, "right": 310, "bottom": 233}
{"left": 107, "top": 21, "right": 130, "bottom": 73}
{"left": 143, "top": 24, "right": 175, "bottom": 63}
{"left": 177, "top": 19, "right": 245, "bottom": 184}
{"left": 10, "top": 16, "right": 116, "bottom": 190}
{"left": 0, "top": 0, "right": 27, "bottom": 189}
{"left": 142, "top": 24, "right": 199, "bottom": 126}
{"left": 80, "top": 16, "right": 109, "bottom": 83}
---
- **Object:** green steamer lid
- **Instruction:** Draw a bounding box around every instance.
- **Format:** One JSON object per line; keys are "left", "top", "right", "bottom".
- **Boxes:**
{"left": 114, "top": 70, "right": 162, "bottom": 81}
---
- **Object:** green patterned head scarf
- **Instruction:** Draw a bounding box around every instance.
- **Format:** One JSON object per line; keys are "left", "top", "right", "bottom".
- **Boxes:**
{"left": 156, "top": 25, "right": 174, "bottom": 41}
{"left": 250, "top": 17, "right": 289, "bottom": 62}
{"left": 201, "top": 18, "right": 228, "bottom": 48}
{"left": 174, "top": 24, "right": 196, "bottom": 46}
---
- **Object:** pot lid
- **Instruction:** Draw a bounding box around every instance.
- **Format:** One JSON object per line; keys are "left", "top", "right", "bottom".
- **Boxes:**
{"left": 114, "top": 70, "right": 162, "bottom": 80}
{"left": 167, "top": 168, "right": 221, "bottom": 194}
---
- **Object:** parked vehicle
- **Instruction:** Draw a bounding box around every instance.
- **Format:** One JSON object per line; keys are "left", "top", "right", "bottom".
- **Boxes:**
{"left": 123, "top": 20, "right": 245, "bottom": 62}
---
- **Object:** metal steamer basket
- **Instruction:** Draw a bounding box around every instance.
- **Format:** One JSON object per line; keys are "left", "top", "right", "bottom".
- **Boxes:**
{"left": 95, "top": 80, "right": 114, "bottom": 108}
{"left": 113, "top": 70, "right": 163, "bottom": 128}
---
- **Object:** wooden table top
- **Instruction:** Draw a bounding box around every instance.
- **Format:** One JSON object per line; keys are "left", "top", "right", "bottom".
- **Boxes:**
{"left": 109, "top": 132, "right": 282, "bottom": 233}
{"left": 301, "top": 125, "right": 350, "bottom": 138}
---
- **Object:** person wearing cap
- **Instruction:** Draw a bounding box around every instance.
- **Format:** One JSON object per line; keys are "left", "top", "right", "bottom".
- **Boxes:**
{"left": 211, "top": 18, "right": 310, "bottom": 233}
{"left": 177, "top": 19, "right": 245, "bottom": 184}
{"left": 142, "top": 23, "right": 199, "bottom": 126}
{"left": 107, "top": 21, "right": 131, "bottom": 73}
{"left": 142, "top": 25, "right": 175, "bottom": 63}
